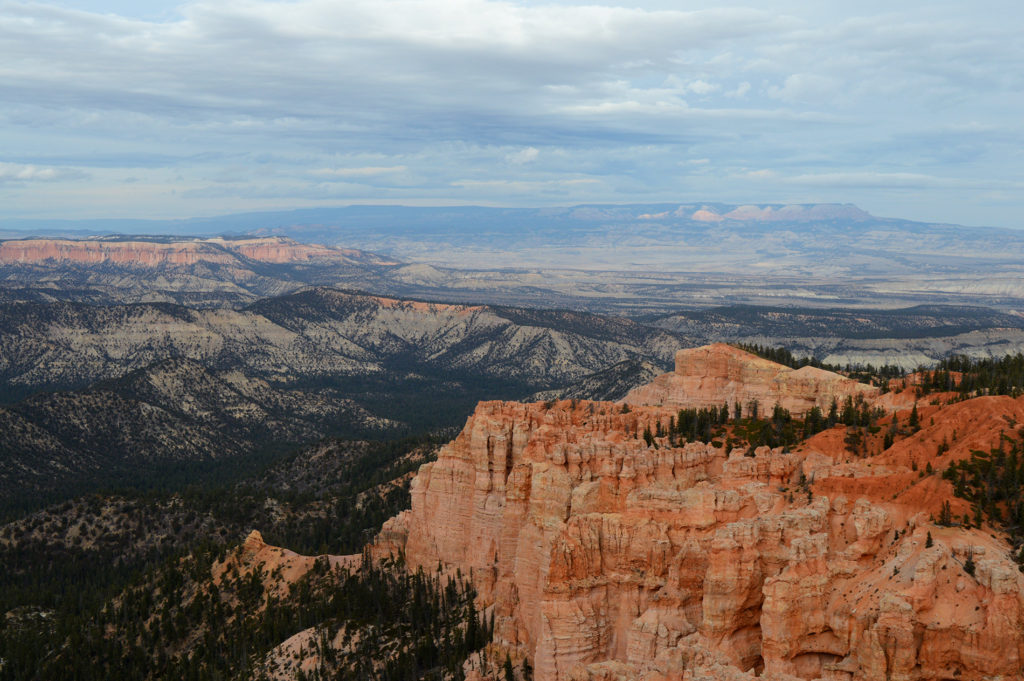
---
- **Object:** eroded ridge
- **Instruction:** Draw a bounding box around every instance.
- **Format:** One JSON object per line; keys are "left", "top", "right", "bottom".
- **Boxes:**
{"left": 376, "top": 352, "right": 1024, "bottom": 681}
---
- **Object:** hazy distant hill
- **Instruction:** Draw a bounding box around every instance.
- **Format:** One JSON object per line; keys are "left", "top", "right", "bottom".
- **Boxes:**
{"left": 6, "top": 202, "right": 1022, "bottom": 273}
{"left": 5, "top": 204, "right": 1024, "bottom": 311}
{"left": 651, "top": 304, "right": 1024, "bottom": 340}
{"left": 648, "top": 304, "right": 1024, "bottom": 369}
{"left": 0, "top": 235, "right": 394, "bottom": 307}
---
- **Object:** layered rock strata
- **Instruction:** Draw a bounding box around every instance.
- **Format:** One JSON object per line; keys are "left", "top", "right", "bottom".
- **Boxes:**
{"left": 376, "top": 362, "right": 1024, "bottom": 681}
{"left": 623, "top": 343, "right": 878, "bottom": 415}
{"left": 0, "top": 236, "right": 388, "bottom": 267}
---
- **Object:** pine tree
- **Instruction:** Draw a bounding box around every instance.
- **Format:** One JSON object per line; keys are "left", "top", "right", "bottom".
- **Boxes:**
{"left": 964, "top": 551, "right": 976, "bottom": 577}
{"left": 503, "top": 654, "right": 516, "bottom": 681}
{"left": 925, "top": 531, "right": 933, "bottom": 548}
{"left": 938, "top": 500, "right": 953, "bottom": 527}
{"left": 465, "top": 597, "right": 480, "bottom": 651}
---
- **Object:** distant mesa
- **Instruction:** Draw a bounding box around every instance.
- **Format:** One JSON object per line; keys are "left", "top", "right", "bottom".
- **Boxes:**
{"left": 623, "top": 342, "right": 877, "bottom": 415}
{"left": 0, "top": 236, "right": 396, "bottom": 267}
{"left": 643, "top": 203, "right": 873, "bottom": 223}
{"left": 690, "top": 203, "right": 873, "bottom": 223}
{"left": 690, "top": 208, "right": 724, "bottom": 222}
{"left": 725, "top": 204, "right": 777, "bottom": 221}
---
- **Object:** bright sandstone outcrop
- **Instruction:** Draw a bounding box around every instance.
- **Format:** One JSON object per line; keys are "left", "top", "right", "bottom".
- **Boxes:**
{"left": 376, "top": 347, "right": 1024, "bottom": 681}
{"left": 622, "top": 343, "right": 877, "bottom": 415}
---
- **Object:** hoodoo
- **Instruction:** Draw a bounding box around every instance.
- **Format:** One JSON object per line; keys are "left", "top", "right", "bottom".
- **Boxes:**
{"left": 376, "top": 345, "right": 1024, "bottom": 681}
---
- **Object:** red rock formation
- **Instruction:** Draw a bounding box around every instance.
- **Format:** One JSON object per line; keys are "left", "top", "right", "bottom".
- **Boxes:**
{"left": 0, "top": 238, "right": 231, "bottom": 266}
{"left": 622, "top": 343, "right": 877, "bottom": 416}
{"left": 376, "top": 348, "right": 1024, "bottom": 681}
{"left": 0, "top": 236, "right": 391, "bottom": 267}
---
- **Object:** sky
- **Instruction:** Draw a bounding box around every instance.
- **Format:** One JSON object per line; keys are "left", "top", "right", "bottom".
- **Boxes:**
{"left": 1, "top": 0, "right": 1022, "bottom": 227}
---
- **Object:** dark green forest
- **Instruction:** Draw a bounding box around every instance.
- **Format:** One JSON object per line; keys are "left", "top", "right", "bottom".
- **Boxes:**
{"left": 0, "top": 434, "right": 472, "bottom": 681}
{"left": 2, "top": 547, "right": 494, "bottom": 681}
{"left": 642, "top": 391, "right": 883, "bottom": 455}
{"left": 933, "top": 353, "right": 1024, "bottom": 397}
{"left": 941, "top": 426, "right": 1024, "bottom": 564}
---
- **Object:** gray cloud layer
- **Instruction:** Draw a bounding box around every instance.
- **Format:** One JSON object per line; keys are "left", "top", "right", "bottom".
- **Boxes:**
{"left": 1, "top": 0, "right": 1022, "bottom": 226}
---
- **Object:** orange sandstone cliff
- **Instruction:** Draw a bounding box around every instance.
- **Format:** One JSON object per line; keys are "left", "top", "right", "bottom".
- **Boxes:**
{"left": 375, "top": 346, "right": 1024, "bottom": 681}
{"left": 623, "top": 344, "right": 877, "bottom": 415}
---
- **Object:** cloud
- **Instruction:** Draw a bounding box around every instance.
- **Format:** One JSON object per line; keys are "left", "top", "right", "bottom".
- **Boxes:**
{"left": 664, "top": 75, "right": 719, "bottom": 96}
{"left": 0, "top": 162, "right": 85, "bottom": 182}
{"left": 726, "top": 81, "right": 752, "bottom": 98}
{"left": 451, "top": 177, "right": 602, "bottom": 194}
{"left": 766, "top": 74, "right": 839, "bottom": 102}
{"left": 0, "top": 1, "right": 1021, "bottom": 228}
{"left": 742, "top": 170, "right": 1024, "bottom": 191}
{"left": 506, "top": 147, "right": 540, "bottom": 164}
{"left": 309, "top": 166, "right": 408, "bottom": 178}
{"left": 685, "top": 80, "right": 719, "bottom": 95}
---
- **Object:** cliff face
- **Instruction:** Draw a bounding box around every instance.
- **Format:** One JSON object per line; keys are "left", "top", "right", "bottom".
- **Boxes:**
{"left": 623, "top": 344, "right": 878, "bottom": 415}
{"left": 376, "top": 349, "right": 1024, "bottom": 681}
{"left": 0, "top": 236, "right": 389, "bottom": 267}
{"left": 0, "top": 238, "right": 222, "bottom": 266}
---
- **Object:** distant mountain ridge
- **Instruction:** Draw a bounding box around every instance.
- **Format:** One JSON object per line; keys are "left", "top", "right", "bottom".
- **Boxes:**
{"left": 4, "top": 204, "right": 1024, "bottom": 312}
{"left": 0, "top": 235, "right": 396, "bottom": 307}
{"left": 651, "top": 304, "right": 1024, "bottom": 340}
{"left": 0, "top": 235, "right": 392, "bottom": 267}
{"left": 0, "top": 287, "right": 688, "bottom": 511}
{"left": 0, "top": 202, "right": 966, "bottom": 239}
{"left": 0, "top": 287, "right": 682, "bottom": 398}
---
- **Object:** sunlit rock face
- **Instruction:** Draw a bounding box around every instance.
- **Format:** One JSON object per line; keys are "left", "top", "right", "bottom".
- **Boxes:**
{"left": 376, "top": 346, "right": 1024, "bottom": 681}
{"left": 622, "top": 343, "right": 878, "bottom": 416}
